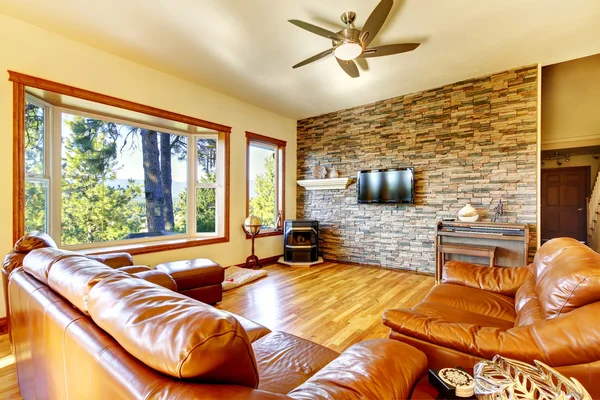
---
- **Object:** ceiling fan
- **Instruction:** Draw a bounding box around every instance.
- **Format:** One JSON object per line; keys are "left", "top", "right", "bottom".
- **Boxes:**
{"left": 289, "top": 0, "right": 420, "bottom": 78}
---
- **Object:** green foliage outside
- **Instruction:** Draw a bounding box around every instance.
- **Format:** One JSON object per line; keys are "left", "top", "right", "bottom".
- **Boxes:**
{"left": 24, "top": 101, "right": 219, "bottom": 245}
{"left": 61, "top": 117, "right": 143, "bottom": 245}
{"left": 249, "top": 154, "right": 276, "bottom": 228}
{"left": 174, "top": 173, "right": 216, "bottom": 234}
{"left": 24, "top": 103, "right": 48, "bottom": 233}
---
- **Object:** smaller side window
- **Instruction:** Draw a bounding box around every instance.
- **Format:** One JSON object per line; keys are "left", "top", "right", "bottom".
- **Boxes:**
{"left": 246, "top": 131, "right": 286, "bottom": 234}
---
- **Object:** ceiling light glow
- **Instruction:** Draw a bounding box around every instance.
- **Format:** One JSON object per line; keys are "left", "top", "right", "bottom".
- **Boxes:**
{"left": 334, "top": 42, "right": 362, "bottom": 61}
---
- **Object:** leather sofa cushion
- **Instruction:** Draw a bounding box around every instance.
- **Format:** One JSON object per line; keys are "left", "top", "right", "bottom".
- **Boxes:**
{"left": 422, "top": 283, "right": 516, "bottom": 323}
{"left": 532, "top": 237, "right": 581, "bottom": 279}
{"left": 87, "top": 252, "right": 133, "bottom": 268}
{"left": 132, "top": 270, "right": 178, "bottom": 292}
{"left": 2, "top": 252, "right": 25, "bottom": 275}
{"left": 14, "top": 231, "right": 57, "bottom": 253}
{"left": 411, "top": 301, "right": 514, "bottom": 330}
{"left": 535, "top": 239, "right": 600, "bottom": 318}
{"left": 514, "top": 277, "right": 543, "bottom": 326}
{"left": 288, "top": 339, "right": 427, "bottom": 400}
{"left": 155, "top": 259, "right": 224, "bottom": 290}
{"left": 222, "top": 311, "right": 271, "bottom": 343}
{"left": 87, "top": 274, "right": 259, "bottom": 387}
{"left": 22, "top": 248, "right": 79, "bottom": 284}
{"left": 47, "top": 256, "right": 130, "bottom": 315}
{"left": 252, "top": 331, "right": 339, "bottom": 394}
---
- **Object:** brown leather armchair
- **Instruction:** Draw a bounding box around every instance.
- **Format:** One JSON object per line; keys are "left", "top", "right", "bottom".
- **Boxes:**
{"left": 383, "top": 237, "right": 600, "bottom": 397}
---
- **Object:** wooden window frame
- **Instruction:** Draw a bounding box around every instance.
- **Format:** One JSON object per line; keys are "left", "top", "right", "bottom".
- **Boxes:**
{"left": 9, "top": 71, "right": 231, "bottom": 256}
{"left": 245, "top": 131, "right": 286, "bottom": 239}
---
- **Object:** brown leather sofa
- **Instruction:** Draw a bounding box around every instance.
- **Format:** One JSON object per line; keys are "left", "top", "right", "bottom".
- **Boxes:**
{"left": 383, "top": 237, "right": 600, "bottom": 397}
{"left": 10, "top": 247, "right": 428, "bottom": 399}
{"left": 2, "top": 232, "right": 225, "bottom": 321}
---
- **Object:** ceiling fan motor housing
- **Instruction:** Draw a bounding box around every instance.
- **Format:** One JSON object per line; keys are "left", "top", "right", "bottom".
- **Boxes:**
{"left": 332, "top": 28, "right": 361, "bottom": 47}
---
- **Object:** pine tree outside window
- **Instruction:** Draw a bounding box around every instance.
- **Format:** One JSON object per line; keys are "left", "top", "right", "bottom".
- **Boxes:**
{"left": 246, "top": 132, "right": 286, "bottom": 237}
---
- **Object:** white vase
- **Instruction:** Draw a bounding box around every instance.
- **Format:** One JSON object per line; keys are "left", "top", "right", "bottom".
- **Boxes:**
{"left": 329, "top": 167, "right": 339, "bottom": 179}
{"left": 458, "top": 204, "right": 479, "bottom": 222}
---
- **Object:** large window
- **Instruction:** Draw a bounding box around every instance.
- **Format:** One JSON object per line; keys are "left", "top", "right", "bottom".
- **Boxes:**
{"left": 246, "top": 131, "right": 286, "bottom": 236}
{"left": 13, "top": 73, "right": 231, "bottom": 254}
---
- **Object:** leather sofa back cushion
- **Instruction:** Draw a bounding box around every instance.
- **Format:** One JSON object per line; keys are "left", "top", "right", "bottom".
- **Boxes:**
{"left": 87, "top": 274, "right": 259, "bottom": 387}
{"left": 514, "top": 278, "right": 543, "bottom": 326}
{"left": 532, "top": 237, "right": 581, "bottom": 279}
{"left": 536, "top": 239, "right": 600, "bottom": 318}
{"left": 22, "top": 248, "right": 79, "bottom": 284}
{"left": 14, "top": 231, "right": 57, "bottom": 253}
{"left": 47, "top": 256, "right": 128, "bottom": 315}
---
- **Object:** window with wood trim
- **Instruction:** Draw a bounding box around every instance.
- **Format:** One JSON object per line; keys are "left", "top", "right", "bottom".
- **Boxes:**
{"left": 246, "top": 132, "right": 286, "bottom": 236}
{"left": 11, "top": 71, "right": 231, "bottom": 255}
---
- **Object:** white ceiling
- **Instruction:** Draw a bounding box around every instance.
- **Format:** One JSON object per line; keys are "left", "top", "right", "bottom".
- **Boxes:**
{"left": 2, "top": 0, "right": 600, "bottom": 119}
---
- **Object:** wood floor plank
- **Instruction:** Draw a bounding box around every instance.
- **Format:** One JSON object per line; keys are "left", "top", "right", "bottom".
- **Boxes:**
{"left": 0, "top": 261, "right": 434, "bottom": 399}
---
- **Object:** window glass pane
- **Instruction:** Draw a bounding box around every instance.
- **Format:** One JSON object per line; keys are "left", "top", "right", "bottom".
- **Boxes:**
{"left": 249, "top": 142, "right": 276, "bottom": 228}
{"left": 25, "top": 102, "right": 45, "bottom": 175}
{"left": 197, "top": 138, "right": 217, "bottom": 184}
{"left": 60, "top": 113, "right": 188, "bottom": 245}
{"left": 25, "top": 180, "right": 48, "bottom": 233}
{"left": 196, "top": 188, "right": 216, "bottom": 233}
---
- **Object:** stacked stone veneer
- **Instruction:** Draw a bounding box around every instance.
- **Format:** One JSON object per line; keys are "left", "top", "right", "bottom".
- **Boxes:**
{"left": 296, "top": 65, "right": 538, "bottom": 274}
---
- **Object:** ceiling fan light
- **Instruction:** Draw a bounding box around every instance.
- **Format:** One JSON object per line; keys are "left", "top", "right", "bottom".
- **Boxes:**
{"left": 334, "top": 42, "right": 362, "bottom": 61}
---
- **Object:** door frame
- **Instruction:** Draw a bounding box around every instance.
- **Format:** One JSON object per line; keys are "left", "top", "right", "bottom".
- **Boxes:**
{"left": 541, "top": 165, "right": 591, "bottom": 243}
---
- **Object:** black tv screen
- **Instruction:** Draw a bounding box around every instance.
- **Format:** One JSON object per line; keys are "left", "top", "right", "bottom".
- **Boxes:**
{"left": 357, "top": 168, "right": 414, "bottom": 204}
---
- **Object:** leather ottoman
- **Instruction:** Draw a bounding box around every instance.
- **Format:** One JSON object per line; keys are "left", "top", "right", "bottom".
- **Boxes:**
{"left": 155, "top": 258, "right": 224, "bottom": 304}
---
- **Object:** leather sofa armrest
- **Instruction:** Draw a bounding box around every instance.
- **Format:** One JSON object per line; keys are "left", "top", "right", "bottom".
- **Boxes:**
{"left": 384, "top": 304, "right": 600, "bottom": 367}
{"left": 88, "top": 252, "right": 133, "bottom": 269}
{"left": 384, "top": 308, "right": 541, "bottom": 363}
{"left": 442, "top": 261, "right": 532, "bottom": 296}
{"left": 287, "top": 339, "right": 427, "bottom": 400}
{"left": 221, "top": 311, "right": 271, "bottom": 343}
{"left": 133, "top": 270, "right": 178, "bottom": 292}
{"left": 118, "top": 265, "right": 151, "bottom": 274}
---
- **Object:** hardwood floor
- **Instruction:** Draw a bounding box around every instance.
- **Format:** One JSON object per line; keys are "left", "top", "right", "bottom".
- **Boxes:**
{"left": 0, "top": 261, "right": 434, "bottom": 398}
{"left": 216, "top": 261, "right": 434, "bottom": 352}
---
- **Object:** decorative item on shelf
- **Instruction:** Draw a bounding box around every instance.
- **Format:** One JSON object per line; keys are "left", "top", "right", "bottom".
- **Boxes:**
{"left": 329, "top": 166, "right": 340, "bottom": 179}
{"left": 474, "top": 355, "right": 591, "bottom": 400}
{"left": 312, "top": 165, "right": 327, "bottom": 179}
{"left": 491, "top": 199, "right": 504, "bottom": 223}
{"left": 241, "top": 215, "right": 262, "bottom": 269}
{"left": 458, "top": 203, "right": 479, "bottom": 222}
{"left": 275, "top": 210, "right": 282, "bottom": 230}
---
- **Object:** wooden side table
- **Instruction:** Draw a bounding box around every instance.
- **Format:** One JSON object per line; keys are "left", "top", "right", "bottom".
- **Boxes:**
{"left": 439, "top": 243, "right": 497, "bottom": 271}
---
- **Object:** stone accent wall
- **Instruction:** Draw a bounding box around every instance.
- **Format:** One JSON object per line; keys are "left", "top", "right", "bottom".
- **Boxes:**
{"left": 296, "top": 65, "right": 538, "bottom": 274}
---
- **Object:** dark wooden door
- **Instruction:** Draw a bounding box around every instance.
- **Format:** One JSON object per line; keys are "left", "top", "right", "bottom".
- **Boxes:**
{"left": 541, "top": 167, "right": 589, "bottom": 243}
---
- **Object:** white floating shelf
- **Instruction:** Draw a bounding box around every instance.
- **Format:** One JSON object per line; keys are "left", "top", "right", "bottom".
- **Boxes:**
{"left": 297, "top": 178, "right": 353, "bottom": 191}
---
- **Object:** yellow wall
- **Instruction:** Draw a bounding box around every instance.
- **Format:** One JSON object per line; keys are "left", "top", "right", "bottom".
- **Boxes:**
{"left": 541, "top": 154, "right": 600, "bottom": 187}
{"left": 0, "top": 14, "right": 297, "bottom": 317}
{"left": 542, "top": 53, "right": 600, "bottom": 150}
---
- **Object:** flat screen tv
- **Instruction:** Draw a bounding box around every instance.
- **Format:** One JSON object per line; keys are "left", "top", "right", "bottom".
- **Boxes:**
{"left": 357, "top": 168, "right": 414, "bottom": 204}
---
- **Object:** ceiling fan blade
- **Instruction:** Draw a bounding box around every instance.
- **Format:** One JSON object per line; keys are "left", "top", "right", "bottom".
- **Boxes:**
{"left": 359, "top": 43, "right": 420, "bottom": 58}
{"left": 293, "top": 48, "right": 334, "bottom": 69}
{"left": 360, "top": 0, "right": 393, "bottom": 47}
{"left": 288, "top": 19, "right": 346, "bottom": 41}
{"left": 336, "top": 58, "right": 359, "bottom": 78}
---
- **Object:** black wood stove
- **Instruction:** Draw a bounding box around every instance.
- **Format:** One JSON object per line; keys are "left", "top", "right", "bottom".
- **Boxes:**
{"left": 283, "top": 220, "right": 319, "bottom": 262}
